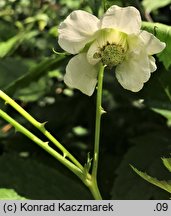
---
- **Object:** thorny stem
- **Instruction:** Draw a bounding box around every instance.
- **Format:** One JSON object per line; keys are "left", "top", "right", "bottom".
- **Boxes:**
{"left": 0, "top": 109, "right": 83, "bottom": 180}
{"left": 0, "top": 65, "right": 105, "bottom": 200}
{"left": 91, "top": 63, "right": 105, "bottom": 199}
{"left": 0, "top": 90, "right": 83, "bottom": 171}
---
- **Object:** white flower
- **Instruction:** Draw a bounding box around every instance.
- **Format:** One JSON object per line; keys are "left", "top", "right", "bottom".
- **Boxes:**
{"left": 58, "top": 5, "right": 166, "bottom": 96}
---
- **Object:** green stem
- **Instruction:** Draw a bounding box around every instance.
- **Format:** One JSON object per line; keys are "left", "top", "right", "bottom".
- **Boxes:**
{"left": 0, "top": 63, "right": 105, "bottom": 200}
{"left": 92, "top": 63, "right": 105, "bottom": 179}
{"left": 0, "top": 90, "right": 83, "bottom": 171}
{"left": 91, "top": 63, "right": 105, "bottom": 199}
{"left": 88, "top": 179, "right": 102, "bottom": 200}
{"left": 0, "top": 109, "right": 83, "bottom": 180}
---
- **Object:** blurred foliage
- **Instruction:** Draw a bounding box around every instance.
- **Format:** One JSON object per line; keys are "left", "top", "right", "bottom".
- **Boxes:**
{"left": 142, "top": 0, "right": 171, "bottom": 13}
{"left": 0, "top": 0, "right": 171, "bottom": 199}
{"left": 0, "top": 188, "right": 26, "bottom": 200}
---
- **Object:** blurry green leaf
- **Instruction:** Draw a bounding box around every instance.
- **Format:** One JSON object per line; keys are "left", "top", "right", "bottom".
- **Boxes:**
{"left": 138, "top": 64, "right": 171, "bottom": 109}
{"left": 0, "top": 33, "right": 24, "bottom": 58}
{"left": 162, "top": 157, "right": 171, "bottom": 172}
{"left": 49, "top": 26, "right": 58, "bottom": 37}
{"left": 15, "top": 77, "right": 52, "bottom": 102}
{"left": 142, "top": 0, "right": 171, "bottom": 12}
{"left": 4, "top": 56, "right": 65, "bottom": 96}
{"left": 0, "top": 20, "right": 17, "bottom": 41}
{"left": 0, "top": 188, "right": 26, "bottom": 200}
{"left": 112, "top": 132, "right": 171, "bottom": 199}
{"left": 0, "top": 154, "right": 92, "bottom": 199}
{"left": 37, "top": 14, "right": 49, "bottom": 31}
{"left": 48, "top": 69, "right": 63, "bottom": 79}
{"left": 0, "top": 9, "right": 13, "bottom": 17}
{"left": 73, "top": 126, "right": 88, "bottom": 136}
{"left": 152, "top": 108, "right": 171, "bottom": 126}
{"left": 60, "top": 0, "right": 81, "bottom": 9}
{"left": 142, "top": 22, "right": 171, "bottom": 69}
{"left": 104, "top": 0, "right": 122, "bottom": 10}
{"left": 131, "top": 166, "right": 171, "bottom": 194}
{"left": 0, "top": 31, "right": 38, "bottom": 58}
{"left": 24, "top": 14, "right": 49, "bottom": 31}
{"left": 0, "top": 58, "right": 29, "bottom": 89}
{"left": 63, "top": 89, "right": 74, "bottom": 97}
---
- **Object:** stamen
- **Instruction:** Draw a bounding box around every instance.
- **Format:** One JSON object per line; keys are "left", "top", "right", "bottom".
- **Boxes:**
{"left": 93, "top": 52, "right": 101, "bottom": 59}
{"left": 101, "top": 43, "right": 126, "bottom": 68}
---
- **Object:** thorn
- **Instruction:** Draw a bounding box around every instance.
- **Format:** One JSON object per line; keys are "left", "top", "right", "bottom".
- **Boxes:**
{"left": 15, "top": 128, "right": 19, "bottom": 133}
{"left": 44, "top": 141, "right": 49, "bottom": 145}
{"left": 63, "top": 153, "right": 67, "bottom": 158}
{"left": 4, "top": 101, "right": 8, "bottom": 105}
{"left": 39, "top": 121, "right": 48, "bottom": 129}
{"left": 100, "top": 106, "right": 107, "bottom": 114}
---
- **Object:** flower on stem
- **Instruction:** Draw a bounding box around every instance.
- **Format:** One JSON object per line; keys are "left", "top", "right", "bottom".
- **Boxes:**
{"left": 58, "top": 5, "right": 165, "bottom": 96}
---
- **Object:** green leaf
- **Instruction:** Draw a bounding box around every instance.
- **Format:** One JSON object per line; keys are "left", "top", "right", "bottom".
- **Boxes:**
{"left": 131, "top": 166, "right": 171, "bottom": 194}
{"left": 0, "top": 154, "right": 92, "bottom": 199}
{"left": 0, "top": 58, "right": 29, "bottom": 89}
{"left": 14, "top": 77, "right": 52, "bottom": 102}
{"left": 112, "top": 132, "right": 171, "bottom": 199}
{"left": 142, "top": 22, "right": 171, "bottom": 69}
{"left": 152, "top": 108, "right": 171, "bottom": 126}
{"left": 4, "top": 55, "right": 65, "bottom": 96}
{"left": 0, "top": 33, "right": 24, "bottom": 58}
{"left": 138, "top": 63, "right": 171, "bottom": 110}
{"left": 142, "top": 0, "right": 171, "bottom": 13}
{"left": 0, "top": 189, "right": 26, "bottom": 200}
{"left": 162, "top": 158, "right": 171, "bottom": 173}
{"left": 0, "top": 31, "right": 38, "bottom": 58}
{"left": 104, "top": 0, "right": 122, "bottom": 10}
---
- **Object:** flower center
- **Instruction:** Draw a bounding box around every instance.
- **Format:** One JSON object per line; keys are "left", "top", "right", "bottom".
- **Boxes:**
{"left": 100, "top": 43, "right": 126, "bottom": 68}
{"left": 91, "top": 29, "right": 128, "bottom": 68}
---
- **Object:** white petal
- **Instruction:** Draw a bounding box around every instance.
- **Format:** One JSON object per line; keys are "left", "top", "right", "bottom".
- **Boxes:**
{"left": 100, "top": 5, "right": 141, "bottom": 34}
{"left": 64, "top": 53, "right": 98, "bottom": 96}
{"left": 115, "top": 51, "right": 151, "bottom": 92}
{"left": 139, "top": 30, "right": 166, "bottom": 55}
{"left": 58, "top": 10, "right": 99, "bottom": 54}
{"left": 127, "top": 34, "right": 144, "bottom": 54}
{"left": 149, "top": 56, "right": 157, "bottom": 72}
{"left": 87, "top": 40, "right": 102, "bottom": 65}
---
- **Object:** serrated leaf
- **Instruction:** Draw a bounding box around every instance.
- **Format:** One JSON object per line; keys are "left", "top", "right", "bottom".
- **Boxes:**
{"left": 131, "top": 165, "right": 171, "bottom": 194}
{"left": 142, "top": 0, "right": 171, "bottom": 13}
{"left": 142, "top": 22, "right": 171, "bottom": 69}
{"left": 162, "top": 158, "right": 171, "bottom": 172}
{"left": 0, "top": 189, "right": 26, "bottom": 200}
{"left": 112, "top": 132, "right": 171, "bottom": 199}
